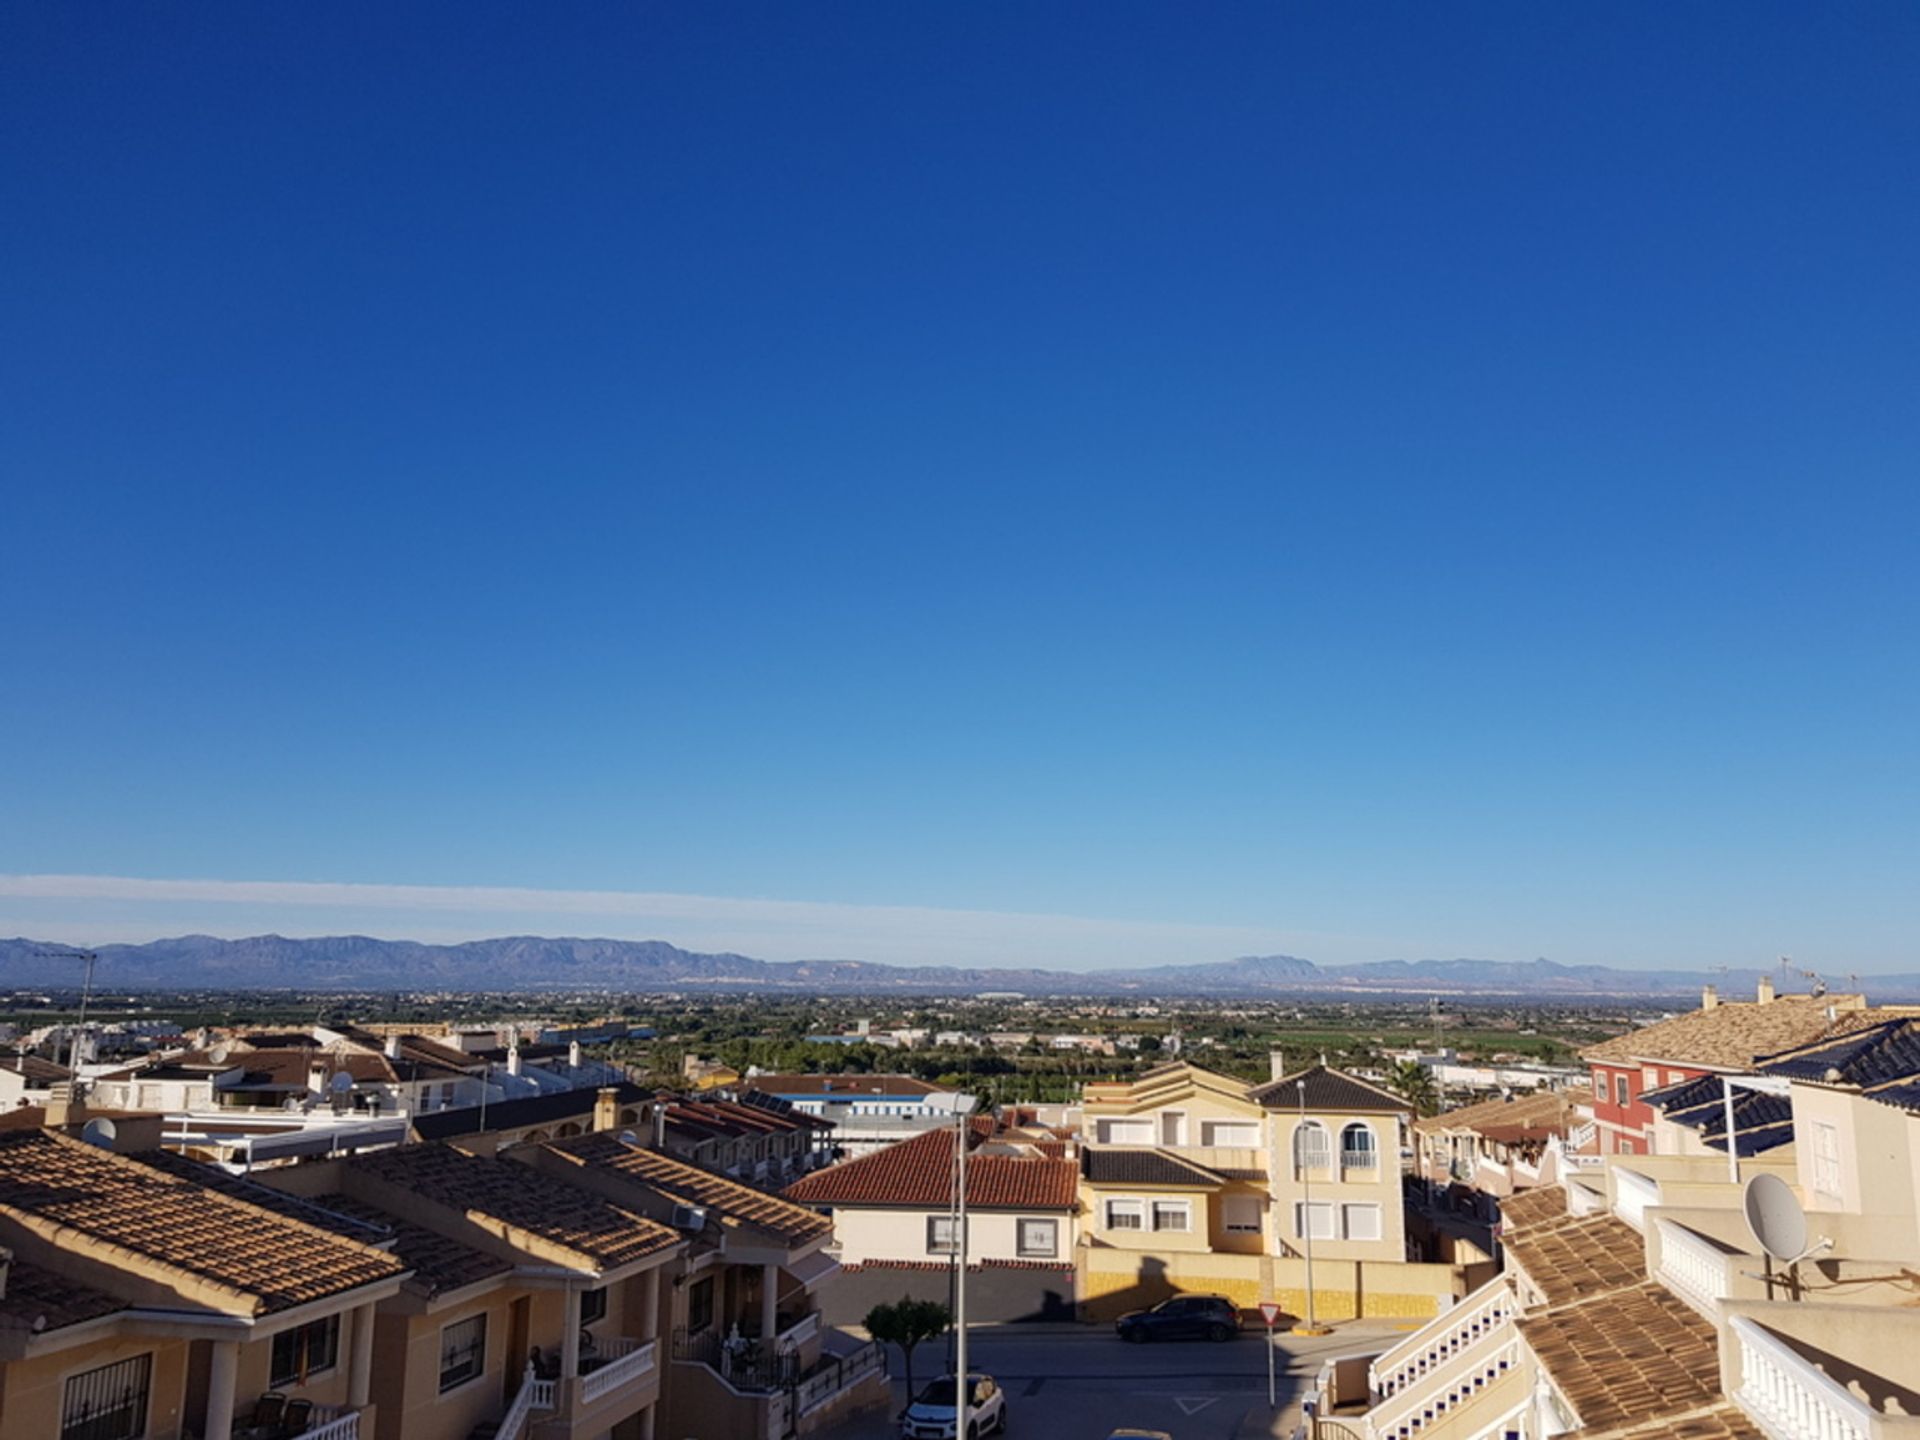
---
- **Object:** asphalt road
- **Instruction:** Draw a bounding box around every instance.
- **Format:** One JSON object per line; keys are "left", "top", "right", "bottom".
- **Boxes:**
{"left": 818, "top": 1323, "right": 1399, "bottom": 1440}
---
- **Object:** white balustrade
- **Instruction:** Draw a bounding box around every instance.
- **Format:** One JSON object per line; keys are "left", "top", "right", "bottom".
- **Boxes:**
{"left": 1656, "top": 1218, "right": 1732, "bottom": 1317}
{"left": 580, "top": 1337, "right": 657, "bottom": 1407}
{"left": 495, "top": 1371, "right": 538, "bottom": 1440}
{"left": 1613, "top": 1168, "right": 1661, "bottom": 1231}
{"left": 529, "top": 1378, "right": 557, "bottom": 1411}
{"left": 292, "top": 1413, "right": 360, "bottom": 1440}
{"left": 1368, "top": 1336, "right": 1523, "bottom": 1440}
{"left": 1371, "top": 1277, "right": 1519, "bottom": 1399}
{"left": 1732, "top": 1316, "right": 1880, "bottom": 1440}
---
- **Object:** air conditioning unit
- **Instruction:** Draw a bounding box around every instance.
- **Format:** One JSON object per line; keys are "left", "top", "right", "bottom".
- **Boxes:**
{"left": 671, "top": 1204, "right": 709, "bottom": 1231}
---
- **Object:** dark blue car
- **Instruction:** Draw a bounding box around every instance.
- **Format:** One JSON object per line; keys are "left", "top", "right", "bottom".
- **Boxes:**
{"left": 1114, "top": 1293, "right": 1243, "bottom": 1343}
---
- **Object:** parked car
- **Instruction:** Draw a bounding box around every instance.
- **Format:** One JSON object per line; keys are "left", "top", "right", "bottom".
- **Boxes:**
{"left": 1114, "top": 1293, "right": 1243, "bottom": 1343}
{"left": 900, "top": 1373, "right": 1009, "bottom": 1439}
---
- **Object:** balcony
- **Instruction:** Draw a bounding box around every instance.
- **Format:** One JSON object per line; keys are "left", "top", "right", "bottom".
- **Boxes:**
{"left": 1730, "top": 1315, "right": 1920, "bottom": 1440}
{"left": 1654, "top": 1218, "right": 1743, "bottom": 1318}
{"left": 291, "top": 1409, "right": 364, "bottom": 1440}
{"left": 578, "top": 1337, "right": 658, "bottom": 1409}
{"left": 1612, "top": 1167, "right": 1661, "bottom": 1231}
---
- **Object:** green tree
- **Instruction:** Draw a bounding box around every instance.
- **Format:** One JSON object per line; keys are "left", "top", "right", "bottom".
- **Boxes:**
{"left": 864, "top": 1295, "right": 951, "bottom": 1402}
{"left": 1386, "top": 1059, "right": 1440, "bottom": 1116}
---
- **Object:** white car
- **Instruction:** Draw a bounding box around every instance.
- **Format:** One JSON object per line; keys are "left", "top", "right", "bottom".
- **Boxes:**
{"left": 900, "top": 1373, "right": 1009, "bottom": 1440}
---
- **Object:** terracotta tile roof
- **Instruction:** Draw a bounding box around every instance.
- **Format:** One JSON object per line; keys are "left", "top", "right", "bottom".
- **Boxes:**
{"left": 1495, "top": 1185, "right": 1577, "bottom": 1233}
{"left": 0, "top": 1129, "right": 404, "bottom": 1315}
{"left": 349, "top": 1142, "right": 681, "bottom": 1271}
{"left": 783, "top": 1126, "right": 1078, "bottom": 1212}
{"left": 1249, "top": 1064, "right": 1414, "bottom": 1113}
{"left": 1520, "top": 1283, "right": 1723, "bottom": 1430}
{"left": 747, "top": 1074, "right": 942, "bottom": 1099}
{"left": 1568, "top": 1404, "right": 1766, "bottom": 1440}
{"left": 133, "top": 1151, "right": 394, "bottom": 1241}
{"left": 0, "top": 1256, "right": 129, "bottom": 1332}
{"left": 1580, "top": 995, "right": 1869, "bottom": 1069}
{"left": 540, "top": 1132, "right": 831, "bottom": 1247}
{"left": 314, "top": 1194, "right": 512, "bottom": 1295}
{"left": 0, "top": 1055, "right": 71, "bottom": 1084}
{"left": 1504, "top": 1215, "right": 1645, "bottom": 1306}
{"left": 411, "top": 1081, "right": 650, "bottom": 1141}
{"left": 1415, "top": 1087, "right": 1588, "bottom": 1137}
{"left": 1081, "top": 1147, "right": 1223, "bottom": 1188}
{"left": 666, "top": 1096, "right": 813, "bottom": 1140}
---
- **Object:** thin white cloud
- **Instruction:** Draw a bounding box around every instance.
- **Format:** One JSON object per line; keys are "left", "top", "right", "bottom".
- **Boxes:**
{"left": 0, "top": 872, "right": 1403, "bottom": 970}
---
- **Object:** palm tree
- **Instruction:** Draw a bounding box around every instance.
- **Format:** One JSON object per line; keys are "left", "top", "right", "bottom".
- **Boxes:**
{"left": 1387, "top": 1059, "right": 1440, "bottom": 1116}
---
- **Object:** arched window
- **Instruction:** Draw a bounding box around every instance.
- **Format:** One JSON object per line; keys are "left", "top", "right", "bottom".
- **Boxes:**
{"left": 1341, "top": 1122, "right": 1378, "bottom": 1172}
{"left": 1293, "top": 1120, "right": 1331, "bottom": 1172}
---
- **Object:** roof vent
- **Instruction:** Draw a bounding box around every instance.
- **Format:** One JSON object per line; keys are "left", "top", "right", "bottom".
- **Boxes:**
{"left": 671, "top": 1204, "right": 708, "bottom": 1231}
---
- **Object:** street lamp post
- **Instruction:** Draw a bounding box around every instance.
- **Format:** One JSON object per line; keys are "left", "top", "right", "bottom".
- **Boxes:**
{"left": 931, "top": 1092, "right": 980, "bottom": 1439}
{"left": 1294, "top": 1079, "right": 1329, "bottom": 1336}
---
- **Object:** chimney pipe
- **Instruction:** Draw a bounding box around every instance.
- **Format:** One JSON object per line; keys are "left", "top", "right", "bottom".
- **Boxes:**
{"left": 1757, "top": 976, "right": 1775, "bottom": 1005}
{"left": 593, "top": 1087, "right": 620, "bottom": 1134}
{"left": 507, "top": 1045, "right": 523, "bottom": 1077}
{"left": 568, "top": 1040, "right": 583, "bottom": 1069}
{"left": 1701, "top": 985, "right": 1719, "bottom": 1011}
{"left": 1269, "top": 1050, "right": 1287, "bottom": 1083}
{"left": 653, "top": 1101, "right": 668, "bottom": 1149}
{"left": 384, "top": 1034, "right": 401, "bottom": 1059}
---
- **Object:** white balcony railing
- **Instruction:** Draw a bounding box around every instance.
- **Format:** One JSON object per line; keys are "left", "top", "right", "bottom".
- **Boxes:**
{"left": 580, "top": 1337, "right": 657, "bottom": 1407}
{"left": 576, "top": 1344, "right": 660, "bottom": 1413}
{"left": 529, "top": 1378, "right": 557, "bottom": 1411}
{"left": 292, "top": 1412, "right": 360, "bottom": 1440}
{"left": 1372, "top": 1276, "right": 1519, "bottom": 1399}
{"left": 496, "top": 1368, "right": 542, "bottom": 1440}
{"left": 1732, "top": 1315, "right": 1881, "bottom": 1440}
{"left": 1656, "top": 1219, "right": 1734, "bottom": 1318}
{"left": 779, "top": 1311, "right": 821, "bottom": 1349}
{"left": 1614, "top": 1168, "right": 1661, "bottom": 1232}
{"left": 1369, "top": 1335, "right": 1523, "bottom": 1440}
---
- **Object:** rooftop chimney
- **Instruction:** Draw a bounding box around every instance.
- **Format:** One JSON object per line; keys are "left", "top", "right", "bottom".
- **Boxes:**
{"left": 568, "top": 1040, "right": 583, "bottom": 1069}
{"left": 308, "top": 1062, "right": 329, "bottom": 1095}
{"left": 1701, "top": 985, "right": 1719, "bottom": 1011}
{"left": 507, "top": 1046, "right": 523, "bottom": 1077}
{"left": 1757, "top": 976, "right": 1776, "bottom": 1005}
{"left": 653, "top": 1101, "right": 668, "bottom": 1149}
{"left": 594, "top": 1086, "right": 621, "bottom": 1134}
{"left": 1269, "top": 1050, "right": 1287, "bottom": 1083}
{"left": 384, "top": 1034, "right": 402, "bottom": 1059}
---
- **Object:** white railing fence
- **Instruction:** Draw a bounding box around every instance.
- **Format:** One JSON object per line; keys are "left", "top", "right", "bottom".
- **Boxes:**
{"left": 1372, "top": 1277, "right": 1518, "bottom": 1398}
{"left": 580, "top": 1338, "right": 657, "bottom": 1407}
{"left": 496, "top": 1368, "right": 539, "bottom": 1440}
{"left": 1732, "top": 1315, "right": 1880, "bottom": 1440}
{"left": 1614, "top": 1168, "right": 1661, "bottom": 1232}
{"left": 292, "top": 1412, "right": 359, "bottom": 1440}
{"left": 1369, "top": 1337, "right": 1523, "bottom": 1440}
{"left": 1656, "top": 1219, "right": 1733, "bottom": 1318}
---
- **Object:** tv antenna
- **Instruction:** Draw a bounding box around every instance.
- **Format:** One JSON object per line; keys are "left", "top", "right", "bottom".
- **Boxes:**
{"left": 1742, "top": 1172, "right": 1831, "bottom": 1299}
{"left": 35, "top": 948, "right": 98, "bottom": 1073}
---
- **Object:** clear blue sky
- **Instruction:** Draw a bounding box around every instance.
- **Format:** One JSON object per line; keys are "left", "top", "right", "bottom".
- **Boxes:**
{"left": 3, "top": 5, "right": 1917, "bottom": 971}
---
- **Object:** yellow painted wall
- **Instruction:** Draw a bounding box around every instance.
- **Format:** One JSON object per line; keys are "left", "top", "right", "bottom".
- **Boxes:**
{"left": 0, "top": 1335, "right": 193, "bottom": 1440}
{"left": 1077, "top": 1246, "right": 1464, "bottom": 1323}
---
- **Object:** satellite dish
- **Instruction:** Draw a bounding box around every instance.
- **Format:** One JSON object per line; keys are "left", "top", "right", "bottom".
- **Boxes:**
{"left": 330, "top": 1071, "right": 355, "bottom": 1094}
{"left": 80, "top": 1118, "right": 117, "bottom": 1150}
{"left": 1743, "top": 1172, "right": 1809, "bottom": 1262}
{"left": 618, "top": 1130, "right": 639, "bottom": 1147}
{"left": 210, "top": 1042, "right": 231, "bottom": 1064}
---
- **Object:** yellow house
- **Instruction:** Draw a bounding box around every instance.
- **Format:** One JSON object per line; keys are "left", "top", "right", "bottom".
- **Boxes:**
{"left": 1078, "top": 1061, "right": 1470, "bottom": 1322}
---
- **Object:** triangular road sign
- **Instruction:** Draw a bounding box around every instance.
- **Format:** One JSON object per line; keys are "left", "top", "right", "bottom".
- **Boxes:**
{"left": 1173, "top": 1397, "right": 1220, "bottom": 1417}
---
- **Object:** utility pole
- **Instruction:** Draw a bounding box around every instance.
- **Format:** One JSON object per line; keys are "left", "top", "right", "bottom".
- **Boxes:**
{"left": 37, "top": 949, "right": 98, "bottom": 1076}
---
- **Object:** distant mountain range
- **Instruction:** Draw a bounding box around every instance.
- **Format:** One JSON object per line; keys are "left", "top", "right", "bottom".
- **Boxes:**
{"left": 3, "top": 933, "right": 1918, "bottom": 1000}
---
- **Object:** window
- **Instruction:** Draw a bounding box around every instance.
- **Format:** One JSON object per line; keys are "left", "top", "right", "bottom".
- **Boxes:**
{"left": 1201, "top": 1120, "right": 1260, "bottom": 1147}
{"left": 1342, "top": 1203, "right": 1383, "bottom": 1241}
{"left": 1614, "top": 1075, "right": 1629, "bottom": 1107}
{"left": 1294, "top": 1201, "right": 1336, "bottom": 1240}
{"left": 1017, "top": 1218, "right": 1059, "bottom": 1257}
{"left": 1105, "top": 1198, "right": 1145, "bottom": 1231}
{"left": 439, "top": 1314, "right": 487, "bottom": 1393}
{"left": 688, "top": 1276, "right": 715, "bottom": 1333}
{"left": 1340, "top": 1123, "right": 1377, "bottom": 1172}
{"left": 580, "top": 1286, "right": 609, "bottom": 1326}
{"left": 1643, "top": 1066, "right": 1660, "bottom": 1089}
{"left": 1222, "top": 1195, "right": 1263, "bottom": 1233}
{"left": 62, "top": 1353, "right": 151, "bottom": 1440}
{"left": 1150, "top": 1200, "right": 1190, "bottom": 1232}
{"left": 271, "top": 1315, "right": 340, "bottom": 1388}
{"left": 1098, "top": 1118, "right": 1154, "bottom": 1145}
{"left": 926, "top": 1215, "right": 961, "bottom": 1255}
{"left": 1292, "top": 1121, "right": 1331, "bottom": 1172}
{"left": 1812, "top": 1122, "right": 1842, "bottom": 1199}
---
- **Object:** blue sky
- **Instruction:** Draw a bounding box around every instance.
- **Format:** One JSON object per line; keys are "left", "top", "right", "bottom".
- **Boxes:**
{"left": 3, "top": 5, "right": 1917, "bottom": 971}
